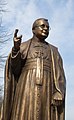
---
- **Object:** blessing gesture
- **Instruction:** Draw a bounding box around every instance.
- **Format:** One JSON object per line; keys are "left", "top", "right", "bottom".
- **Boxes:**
{"left": 13, "top": 29, "right": 22, "bottom": 51}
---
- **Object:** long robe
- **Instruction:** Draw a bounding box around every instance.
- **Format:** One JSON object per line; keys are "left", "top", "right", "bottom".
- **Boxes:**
{"left": 0, "top": 38, "right": 66, "bottom": 120}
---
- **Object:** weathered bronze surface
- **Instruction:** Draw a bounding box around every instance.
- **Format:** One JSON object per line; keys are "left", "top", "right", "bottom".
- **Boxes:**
{"left": 0, "top": 18, "right": 66, "bottom": 120}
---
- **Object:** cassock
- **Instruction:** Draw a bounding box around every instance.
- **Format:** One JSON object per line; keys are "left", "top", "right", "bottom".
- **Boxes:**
{"left": 1, "top": 38, "right": 66, "bottom": 120}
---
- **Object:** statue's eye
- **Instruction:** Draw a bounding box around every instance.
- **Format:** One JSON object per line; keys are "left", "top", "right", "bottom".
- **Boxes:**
{"left": 40, "top": 24, "right": 49, "bottom": 29}
{"left": 40, "top": 24, "right": 45, "bottom": 28}
{"left": 35, "top": 24, "right": 50, "bottom": 30}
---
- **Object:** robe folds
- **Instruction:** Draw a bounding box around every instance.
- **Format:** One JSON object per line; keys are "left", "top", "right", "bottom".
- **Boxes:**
{"left": 0, "top": 38, "right": 66, "bottom": 120}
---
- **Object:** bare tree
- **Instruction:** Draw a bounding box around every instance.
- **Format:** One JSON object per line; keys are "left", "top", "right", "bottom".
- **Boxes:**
{"left": 0, "top": 0, "right": 7, "bottom": 66}
{"left": 0, "top": 0, "right": 10, "bottom": 107}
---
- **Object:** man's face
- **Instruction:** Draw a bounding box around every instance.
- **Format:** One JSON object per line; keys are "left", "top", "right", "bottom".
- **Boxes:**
{"left": 33, "top": 19, "right": 49, "bottom": 40}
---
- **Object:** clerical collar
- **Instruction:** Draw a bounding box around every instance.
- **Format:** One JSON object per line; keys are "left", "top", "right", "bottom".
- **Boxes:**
{"left": 32, "top": 36, "right": 46, "bottom": 43}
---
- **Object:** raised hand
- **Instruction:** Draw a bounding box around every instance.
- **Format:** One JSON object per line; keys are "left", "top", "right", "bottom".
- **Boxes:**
{"left": 13, "top": 29, "right": 22, "bottom": 51}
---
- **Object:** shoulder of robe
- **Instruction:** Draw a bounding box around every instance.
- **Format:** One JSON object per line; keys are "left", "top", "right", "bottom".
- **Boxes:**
{"left": 48, "top": 43, "right": 62, "bottom": 61}
{"left": 48, "top": 43, "right": 58, "bottom": 52}
{"left": 48, "top": 43, "right": 61, "bottom": 60}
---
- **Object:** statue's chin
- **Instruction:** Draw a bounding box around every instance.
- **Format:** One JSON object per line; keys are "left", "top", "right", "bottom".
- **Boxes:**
{"left": 34, "top": 33, "right": 48, "bottom": 40}
{"left": 41, "top": 34, "right": 48, "bottom": 40}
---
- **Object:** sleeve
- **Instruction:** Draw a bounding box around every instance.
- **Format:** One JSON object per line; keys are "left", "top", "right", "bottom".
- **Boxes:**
{"left": 57, "top": 52, "right": 66, "bottom": 98}
{"left": 11, "top": 47, "right": 22, "bottom": 77}
{"left": 51, "top": 46, "right": 66, "bottom": 99}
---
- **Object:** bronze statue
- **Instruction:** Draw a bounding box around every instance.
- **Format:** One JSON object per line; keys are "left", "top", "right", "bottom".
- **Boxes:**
{"left": 0, "top": 18, "right": 66, "bottom": 120}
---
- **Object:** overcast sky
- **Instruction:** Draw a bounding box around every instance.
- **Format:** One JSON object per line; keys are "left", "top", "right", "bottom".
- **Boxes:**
{"left": 0, "top": 0, "right": 74, "bottom": 119}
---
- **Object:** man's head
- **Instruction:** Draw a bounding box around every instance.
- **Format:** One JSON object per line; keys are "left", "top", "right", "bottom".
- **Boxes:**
{"left": 32, "top": 18, "right": 50, "bottom": 40}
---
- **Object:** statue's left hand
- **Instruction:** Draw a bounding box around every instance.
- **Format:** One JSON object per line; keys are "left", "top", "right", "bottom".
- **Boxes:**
{"left": 52, "top": 92, "right": 63, "bottom": 106}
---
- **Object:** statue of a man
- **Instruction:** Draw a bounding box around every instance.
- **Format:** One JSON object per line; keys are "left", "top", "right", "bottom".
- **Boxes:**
{"left": 1, "top": 18, "right": 66, "bottom": 120}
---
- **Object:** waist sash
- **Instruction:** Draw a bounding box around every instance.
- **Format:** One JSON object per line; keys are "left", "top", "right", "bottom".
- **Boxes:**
{"left": 23, "top": 58, "right": 51, "bottom": 85}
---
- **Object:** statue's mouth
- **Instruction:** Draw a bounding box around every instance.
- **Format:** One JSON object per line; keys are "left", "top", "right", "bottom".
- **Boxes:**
{"left": 42, "top": 30, "right": 48, "bottom": 36}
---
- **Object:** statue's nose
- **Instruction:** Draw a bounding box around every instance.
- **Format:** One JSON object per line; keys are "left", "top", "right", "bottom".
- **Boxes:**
{"left": 44, "top": 26, "right": 48, "bottom": 30}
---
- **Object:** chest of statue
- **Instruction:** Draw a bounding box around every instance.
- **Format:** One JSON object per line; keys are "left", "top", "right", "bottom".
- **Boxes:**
{"left": 22, "top": 40, "right": 51, "bottom": 73}
{"left": 27, "top": 40, "right": 51, "bottom": 60}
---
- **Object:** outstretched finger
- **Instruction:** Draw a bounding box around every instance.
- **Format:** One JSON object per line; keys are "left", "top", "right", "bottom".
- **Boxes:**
{"left": 14, "top": 29, "right": 19, "bottom": 38}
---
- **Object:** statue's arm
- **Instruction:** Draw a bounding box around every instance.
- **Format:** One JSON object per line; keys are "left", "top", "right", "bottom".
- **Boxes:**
{"left": 58, "top": 52, "right": 66, "bottom": 97}
{"left": 10, "top": 29, "right": 22, "bottom": 76}
{"left": 52, "top": 50, "right": 66, "bottom": 106}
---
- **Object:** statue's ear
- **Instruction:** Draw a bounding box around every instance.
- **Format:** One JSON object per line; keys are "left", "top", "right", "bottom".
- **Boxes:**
{"left": 32, "top": 28, "right": 35, "bottom": 34}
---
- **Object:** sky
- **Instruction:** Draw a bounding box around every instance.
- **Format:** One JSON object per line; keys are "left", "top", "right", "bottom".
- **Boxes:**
{"left": 0, "top": 0, "right": 74, "bottom": 119}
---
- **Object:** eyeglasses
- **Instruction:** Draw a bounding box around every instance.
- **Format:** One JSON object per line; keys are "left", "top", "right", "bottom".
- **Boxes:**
{"left": 35, "top": 24, "right": 51, "bottom": 31}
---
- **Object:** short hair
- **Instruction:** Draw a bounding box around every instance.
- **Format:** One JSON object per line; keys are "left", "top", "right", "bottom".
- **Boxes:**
{"left": 32, "top": 18, "right": 48, "bottom": 30}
